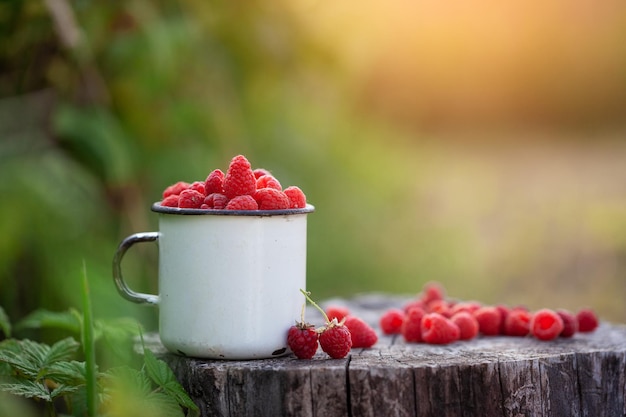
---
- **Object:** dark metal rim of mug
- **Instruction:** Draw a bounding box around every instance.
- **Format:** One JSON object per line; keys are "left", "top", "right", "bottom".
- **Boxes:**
{"left": 151, "top": 202, "right": 315, "bottom": 217}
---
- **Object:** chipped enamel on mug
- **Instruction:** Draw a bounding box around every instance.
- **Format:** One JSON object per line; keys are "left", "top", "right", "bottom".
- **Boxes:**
{"left": 113, "top": 203, "right": 314, "bottom": 360}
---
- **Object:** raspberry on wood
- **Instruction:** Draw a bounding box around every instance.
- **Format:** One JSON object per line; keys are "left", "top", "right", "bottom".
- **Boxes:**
{"left": 344, "top": 316, "right": 378, "bottom": 348}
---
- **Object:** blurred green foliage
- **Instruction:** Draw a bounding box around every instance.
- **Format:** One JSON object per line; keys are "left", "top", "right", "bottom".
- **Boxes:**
{"left": 1, "top": 0, "right": 625, "bottom": 345}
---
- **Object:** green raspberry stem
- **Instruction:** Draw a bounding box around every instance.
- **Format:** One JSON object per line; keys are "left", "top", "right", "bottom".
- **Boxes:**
{"left": 300, "top": 289, "right": 330, "bottom": 324}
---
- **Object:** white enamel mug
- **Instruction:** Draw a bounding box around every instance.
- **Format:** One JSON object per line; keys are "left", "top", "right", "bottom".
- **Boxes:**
{"left": 113, "top": 203, "right": 314, "bottom": 359}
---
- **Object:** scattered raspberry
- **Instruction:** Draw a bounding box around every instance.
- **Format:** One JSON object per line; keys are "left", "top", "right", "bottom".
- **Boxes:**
{"left": 421, "top": 313, "right": 460, "bottom": 345}
{"left": 557, "top": 309, "right": 578, "bottom": 338}
{"left": 495, "top": 304, "right": 510, "bottom": 334}
{"left": 401, "top": 306, "right": 425, "bottom": 343}
{"left": 451, "top": 312, "right": 479, "bottom": 340}
{"left": 576, "top": 309, "right": 599, "bottom": 332}
{"left": 325, "top": 306, "right": 350, "bottom": 322}
{"left": 449, "top": 301, "right": 482, "bottom": 316}
{"left": 531, "top": 309, "right": 564, "bottom": 341}
{"left": 504, "top": 309, "right": 531, "bottom": 337}
{"left": 319, "top": 321, "right": 352, "bottom": 359}
{"left": 427, "top": 299, "right": 451, "bottom": 317}
{"left": 253, "top": 168, "right": 272, "bottom": 179}
{"left": 161, "top": 195, "right": 179, "bottom": 207}
{"left": 254, "top": 188, "right": 290, "bottom": 210}
{"left": 256, "top": 175, "right": 282, "bottom": 191}
{"left": 379, "top": 309, "right": 405, "bottom": 335}
{"left": 204, "top": 169, "right": 225, "bottom": 195}
{"left": 344, "top": 316, "right": 378, "bottom": 348}
{"left": 421, "top": 282, "right": 445, "bottom": 304}
{"left": 225, "top": 195, "right": 258, "bottom": 210}
{"left": 223, "top": 155, "right": 257, "bottom": 199}
{"left": 284, "top": 186, "right": 307, "bottom": 209}
{"left": 474, "top": 306, "right": 502, "bottom": 336}
{"left": 162, "top": 181, "right": 190, "bottom": 198}
{"left": 203, "top": 193, "right": 228, "bottom": 209}
{"left": 178, "top": 189, "right": 204, "bottom": 209}
{"left": 287, "top": 322, "right": 319, "bottom": 359}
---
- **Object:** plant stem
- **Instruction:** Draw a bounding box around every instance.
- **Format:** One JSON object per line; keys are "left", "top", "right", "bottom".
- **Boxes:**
{"left": 299, "top": 289, "right": 330, "bottom": 323}
{"left": 81, "top": 261, "right": 97, "bottom": 417}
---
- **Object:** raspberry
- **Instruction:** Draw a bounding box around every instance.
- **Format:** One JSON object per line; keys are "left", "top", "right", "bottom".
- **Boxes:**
{"left": 427, "top": 299, "right": 451, "bottom": 317}
{"left": 495, "top": 304, "right": 510, "bottom": 334}
{"left": 287, "top": 322, "right": 319, "bottom": 359}
{"left": 204, "top": 193, "right": 228, "bottom": 209}
{"left": 344, "top": 316, "right": 378, "bottom": 348}
{"left": 254, "top": 188, "right": 290, "bottom": 210}
{"left": 504, "top": 309, "right": 531, "bottom": 337}
{"left": 223, "top": 155, "right": 257, "bottom": 199}
{"left": 420, "top": 282, "right": 445, "bottom": 304}
{"left": 449, "top": 301, "right": 482, "bottom": 316}
{"left": 189, "top": 181, "right": 206, "bottom": 195}
{"left": 178, "top": 189, "right": 204, "bottom": 209}
{"left": 401, "top": 306, "right": 425, "bottom": 343}
{"left": 225, "top": 195, "right": 258, "bottom": 210}
{"left": 284, "top": 186, "right": 307, "bottom": 209}
{"left": 256, "top": 175, "right": 282, "bottom": 191}
{"left": 379, "top": 309, "right": 405, "bottom": 335}
{"left": 161, "top": 195, "right": 179, "bottom": 207}
{"left": 253, "top": 168, "right": 272, "bottom": 179}
{"left": 325, "top": 306, "right": 350, "bottom": 322}
{"left": 576, "top": 309, "right": 599, "bottom": 332}
{"left": 473, "top": 306, "right": 502, "bottom": 336}
{"left": 162, "top": 181, "right": 190, "bottom": 198}
{"left": 451, "top": 311, "right": 479, "bottom": 340}
{"left": 403, "top": 299, "right": 426, "bottom": 313}
{"left": 204, "top": 169, "right": 225, "bottom": 195}
{"left": 421, "top": 313, "right": 460, "bottom": 345}
{"left": 557, "top": 309, "right": 578, "bottom": 338}
{"left": 531, "top": 309, "right": 564, "bottom": 341}
{"left": 319, "top": 321, "right": 352, "bottom": 359}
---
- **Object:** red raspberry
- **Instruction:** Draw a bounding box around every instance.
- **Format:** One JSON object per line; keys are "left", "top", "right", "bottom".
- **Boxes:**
{"left": 473, "top": 306, "right": 502, "bottom": 336}
{"left": 325, "top": 306, "right": 350, "bottom": 322}
{"left": 256, "top": 175, "right": 282, "bottom": 191}
{"left": 204, "top": 169, "right": 225, "bottom": 195}
{"left": 204, "top": 193, "right": 228, "bottom": 209}
{"left": 344, "top": 316, "right": 378, "bottom": 348}
{"left": 379, "top": 309, "right": 405, "bottom": 335}
{"left": 319, "top": 321, "right": 352, "bottom": 359}
{"left": 531, "top": 309, "right": 564, "bottom": 341}
{"left": 287, "top": 322, "right": 319, "bottom": 359}
{"left": 557, "top": 309, "right": 578, "bottom": 338}
{"left": 504, "top": 309, "right": 531, "bottom": 337}
{"left": 225, "top": 195, "right": 258, "bottom": 210}
{"left": 427, "top": 299, "right": 451, "bottom": 317}
{"left": 254, "top": 188, "right": 290, "bottom": 210}
{"left": 401, "top": 306, "right": 425, "bottom": 343}
{"left": 451, "top": 311, "right": 479, "bottom": 340}
{"left": 420, "top": 282, "right": 445, "bottom": 304}
{"left": 253, "top": 168, "right": 272, "bottom": 179}
{"left": 162, "top": 181, "right": 190, "bottom": 198}
{"left": 189, "top": 181, "right": 206, "bottom": 196}
{"left": 495, "top": 304, "right": 510, "bottom": 334}
{"left": 178, "top": 189, "right": 204, "bottom": 209}
{"left": 576, "top": 309, "right": 599, "bottom": 332}
{"left": 421, "top": 313, "right": 460, "bottom": 345}
{"left": 223, "top": 155, "right": 257, "bottom": 199}
{"left": 161, "top": 195, "right": 179, "bottom": 207}
{"left": 449, "top": 301, "right": 482, "bottom": 316}
{"left": 284, "top": 186, "right": 307, "bottom": 209}
{"left": 403, "top": 299, "right": 426, "bottom": 313}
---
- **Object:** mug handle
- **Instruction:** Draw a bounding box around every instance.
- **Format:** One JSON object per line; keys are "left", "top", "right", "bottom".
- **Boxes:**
{"left": 112, "top": 232, "right": 160, "bottom": 305}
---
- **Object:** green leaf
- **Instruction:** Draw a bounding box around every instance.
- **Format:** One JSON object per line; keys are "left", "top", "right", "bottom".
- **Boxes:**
{"left": 0, "top": 338, "right": 80, "bottom": 379}
{"left": 143, "top": 349, "right": 198, "bottom": 413}
{"left": 0, "top": 306, "right": 11, "bottom": 338}
{"left": 143, "top": 391, "right": 186, "bottom": 417}
{"left": 45, "top": 361, "right": 86, "bottom": 386}
{"left": 0, "top": 378, "right": 51, "bottom": 401}
{"left": 80, "top": 262, "right": 97, "bottom": 417}
{"left": 103, "top": 366, "right": 152, "bottom": 396}
{"left": 15, "top": 309, "right": 81, "bottom": 334}
{"left": 49, "top": 383, "right": 80, "bottom": 400}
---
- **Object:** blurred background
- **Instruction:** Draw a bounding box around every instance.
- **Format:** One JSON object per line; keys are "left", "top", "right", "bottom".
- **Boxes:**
{"left": 1, "top": 0, "right": 625, "bottom": 331}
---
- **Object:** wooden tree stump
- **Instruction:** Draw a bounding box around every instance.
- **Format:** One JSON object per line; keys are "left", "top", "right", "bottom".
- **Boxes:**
{"left": 149, "top": 294, "right": 626, "bottom": 417}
